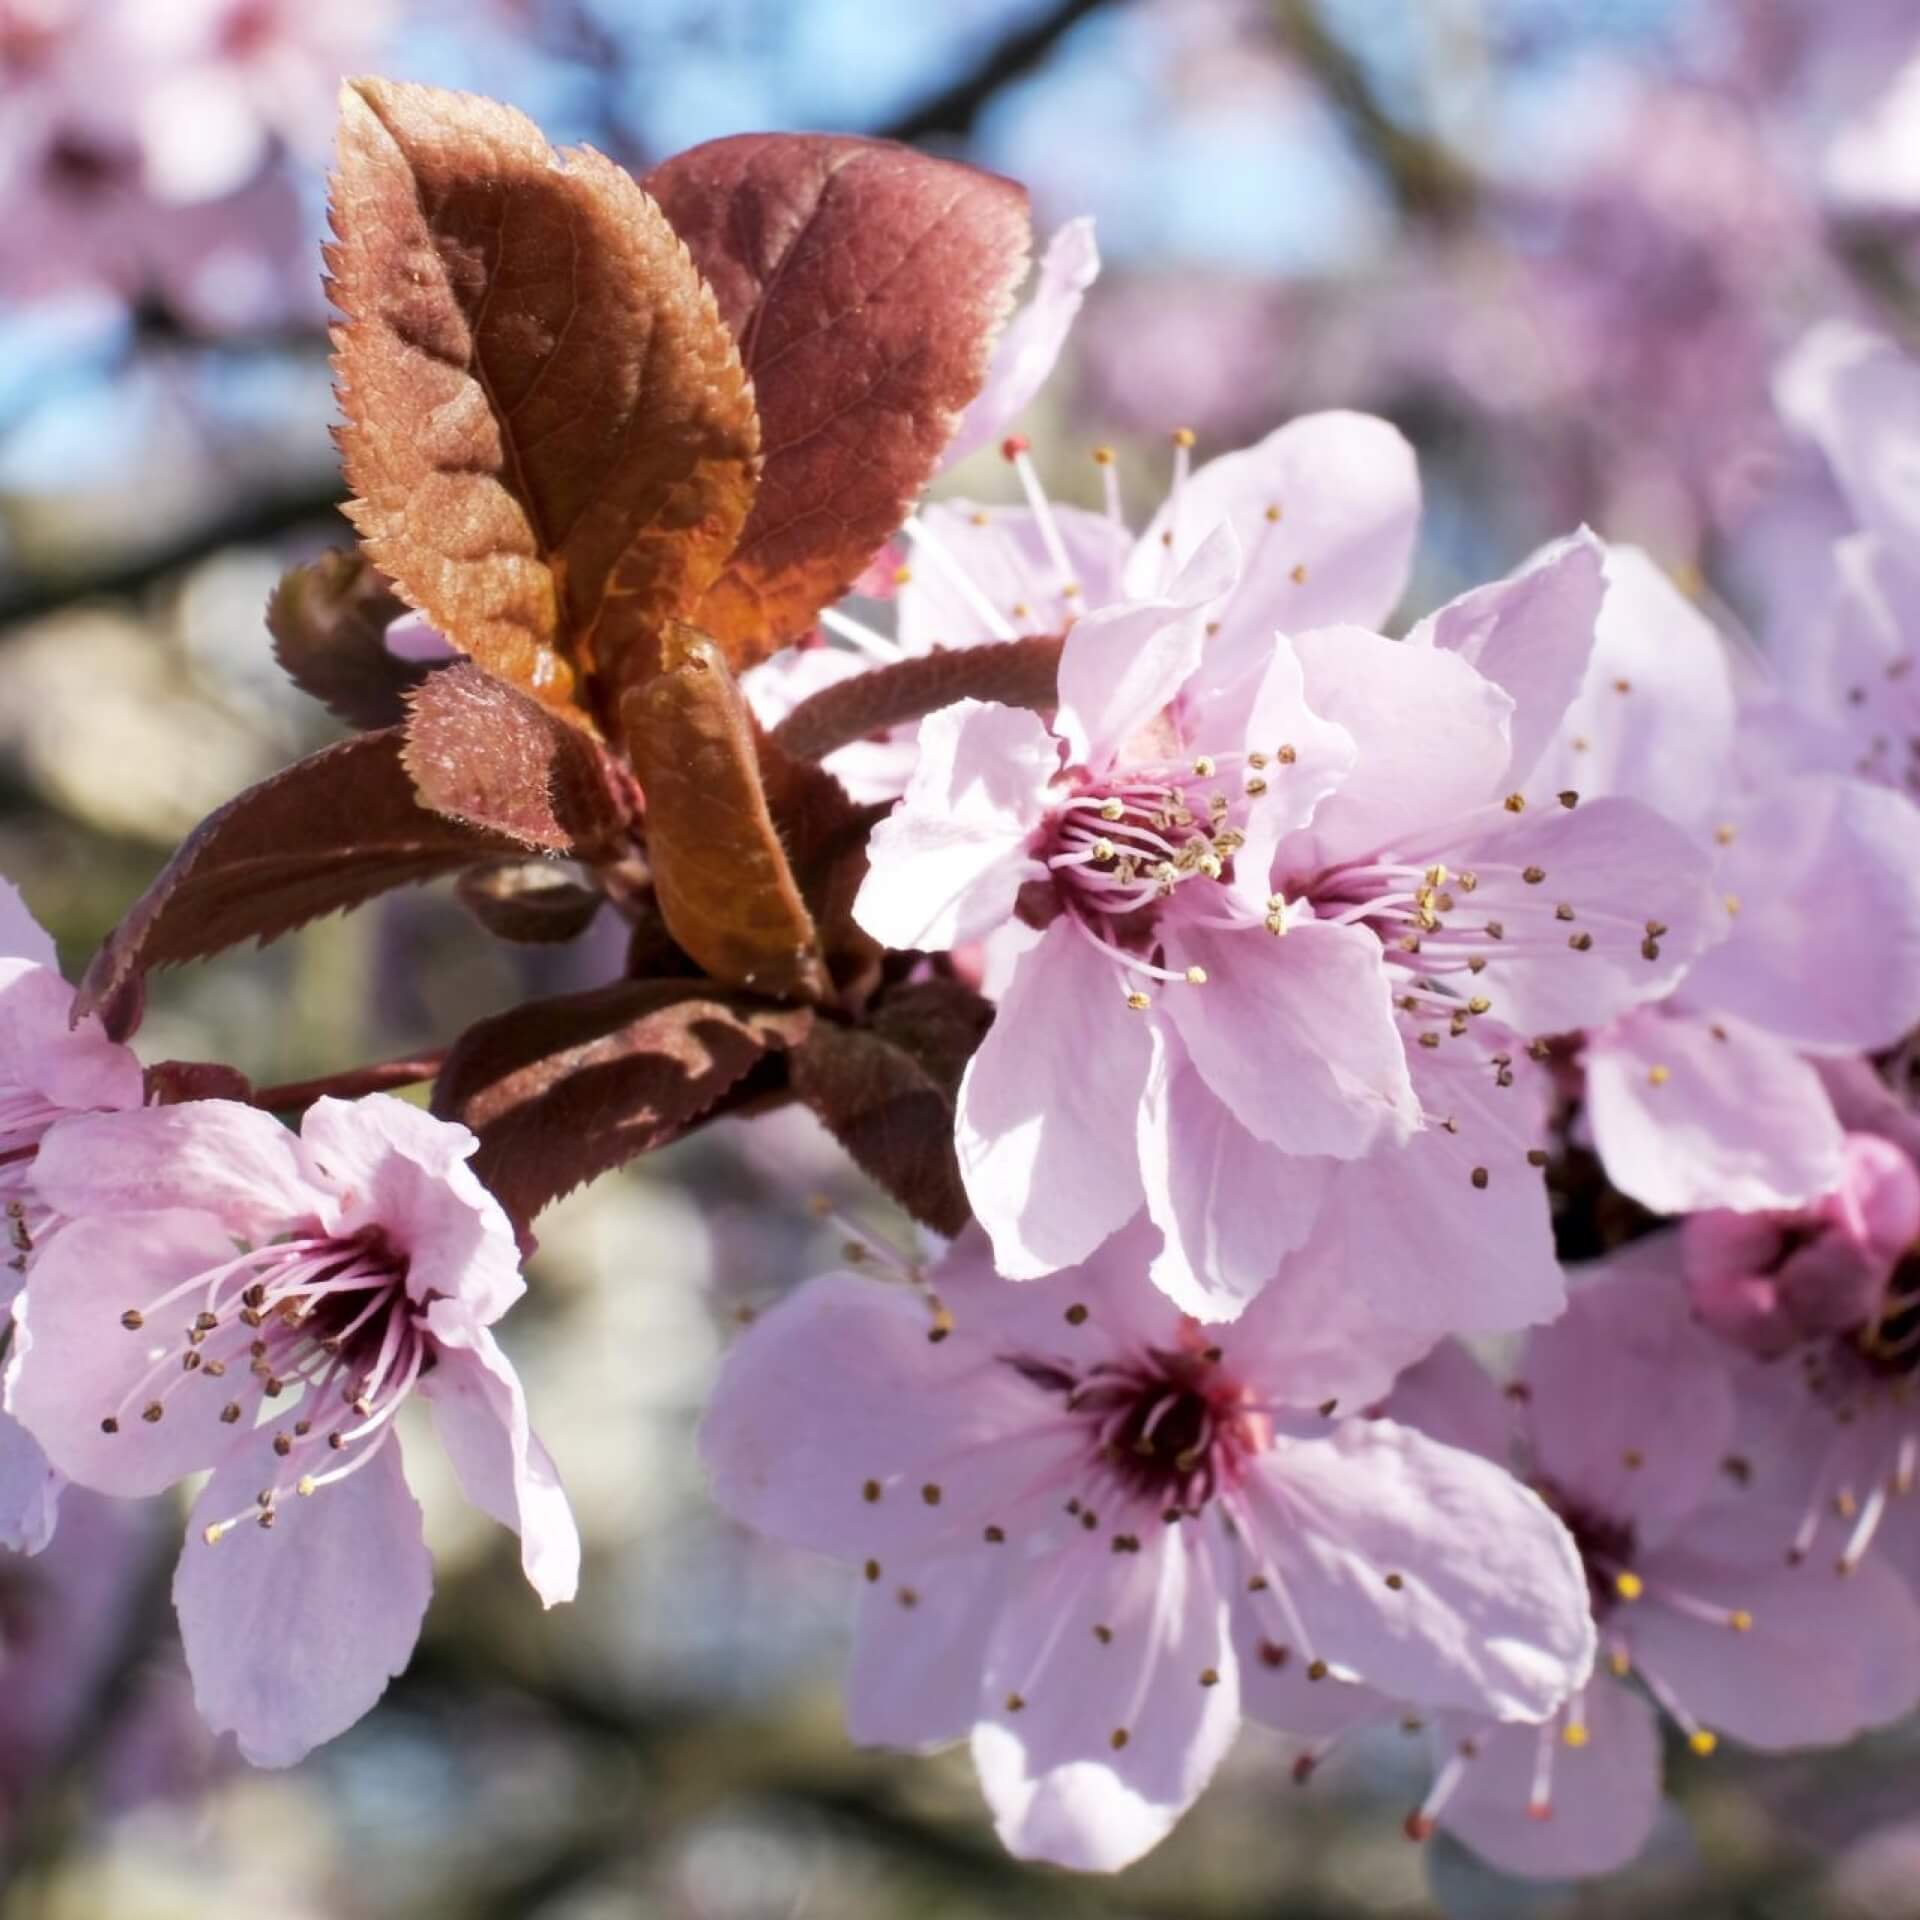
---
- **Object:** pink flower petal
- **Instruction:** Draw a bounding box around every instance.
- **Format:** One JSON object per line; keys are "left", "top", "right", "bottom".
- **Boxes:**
{"left": 1630, "top": 1507, "right": 1920, "bottom": 1748}
{"left": 1238, "top": 1420, "right": 1595, "bottom": 1719}
{"left": 1126, "top": 411, "right": 1419, "bottom": 650}
{"left": 419, "top": 1307, "right": 579, "bottom": 1608}
{"left": 30, "top": 1101, "right": 321, "bottom": 1242}
{"left": 174, "top": 1425, "right": 432, "bottom": 1768}
{"left": 0, "top": 1407, "right": 61, "bottom": 1556}
{"left": 847, "top": 1546, "right": 1012, "bottom": 1752}
{"left": 298, "top": 1096, "right": 523, "bottom": 1323}
{"left": 9, "top": 1210, "right": 253, "bottom": 1497}
{"left": 1584, "top": 1008, "right": 1844, "bottom": 1215}
{"left": 1055, "top": 522, "right": 1238, "bottom": 770}
{"left": 0, "top": 964, "right": 144, "bottom": 1114}
{"left": 1408, "top": 527, "right": 1606, "bottom": 787}
{"left": 1284, "top": 627, "right": 1512, "bottom": 870}
{"left": 1435, "top": 1682, "right": 1662, "bottom": 1881}
{"left": 1160, "top": 918, "right": 1417, "bottom": 1159}
{"left": 1682, "top": 774, "right": 1920, "bottom": 1051}
{"left": 958, "top": 919, "right": 1153, "bottom": 1278}
{"left": 896, "top": 500, "right": 1134, "bottom": 651}
{"left": 1530, "top": 545, "right": 1736, "bottom": 838}
{"left": 1281, "top": 1029, "right": 1565, "bottom": 1335}
{"left": 1134, "top": 1031, "right": 1324, "bottom": 1321}
{"left": 1443, "top": 796, "right": 1713, "bottom": 1037}
{"left": 943, "top": 217, "right": 1100, "bottom": 468}
{"left": 0, "top": 878, "right": 59, "bottom": 972}
{"left": 971, "top": 1528, "right": 1239, "bottom": 1872}
{"left": 853, "top": 699, "right": 1057, "bottom": 952}
{"left": 699, "top": 1273, "right": 1077, "bottom": 1562}
{"left": 1518, "top": 1240, "right": 1735, "bottom": 1546}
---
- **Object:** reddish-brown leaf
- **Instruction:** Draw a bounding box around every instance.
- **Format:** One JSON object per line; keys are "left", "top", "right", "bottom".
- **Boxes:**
{"left": 771, "top": 634, "right": 1065, "bottom": 763}
{"left": 456, "top": 862, "right": 604, "bottom": 943}
{"left": 621, "top": 626, "right": 828, "bottom": 1003}
{"left": 646, "top": 134, "right": 1030, "bottom": 669}
{"left": 267, "top": 549, "right": 436, "bottom": 731}
{"left": 329, "top": 78, "right": 760, "bottom": 718}
{"left": 789, "top": 979, "right": 993, "bottom": 1235}
{"left": 75, "top": 731, "right": 526, "bottom": 1023}
{"left": 403, "top": 662, "right": 633, "bottom": 853}
{"left": 434, "top": 978, "right": 812, "bottom": 1221}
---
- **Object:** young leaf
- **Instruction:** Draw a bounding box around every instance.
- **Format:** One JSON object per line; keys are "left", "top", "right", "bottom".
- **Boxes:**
{"left": 789, "top": 981, "right": 993, "bottom": 1235}
{"left": 434, "top": 979, "right": 812, "bottom": 1221}
{"left": 457, "top": 863, "right": 604, "bottom": 944}
{"left": 770, "top": 633, "right": 1065, "bottom": 763}
{"left": 267, "top": 549, "right": 436, "bottom": 730}
{"left": 329, "top": 78, "right": 760, "bottom": 718}
{"left": 621, "top": 627, "right": 829, "bottom": 1003}
{"left": 403, "top": 662, "right": 634, "bottom": 854}
{"left": 646, "top": 134, "right": 1030, "bottom": 668}
{"left": 75, "top": 731, "right": 525, "bottom": 1024}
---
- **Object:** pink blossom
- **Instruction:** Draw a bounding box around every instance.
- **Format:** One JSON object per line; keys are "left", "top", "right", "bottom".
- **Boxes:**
{"left": 1547, "top": 542, "right": 1920, "bottom": 1214}
{"left": 5, "top": 1093, "right": 578, "bottom": 1766}
{"left": 943, "top": 218, "right": 1101, "bottom": 468}
{"left": 857, "top": 492, "right": 1711, "bottom": 1321}
{"left": 1374, "top": 1250, "right": 1920, "bottom": 1879}
{"left": 701, "top": 1224, "right": 1595, "bottom": 1872}
{"left": 1682, "top": 1133, "right": 1920, "bottom": 1356}
{"left": 0, "top": 877, "right": 144, "bottom": 1556}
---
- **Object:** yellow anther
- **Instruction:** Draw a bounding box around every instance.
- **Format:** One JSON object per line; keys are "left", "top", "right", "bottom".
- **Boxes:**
{"left": 1092, "top": 445, "right": 1115, "bottom": 465}
{"left": 1561, "top": 1721, "right": 1590, "bottom": 1750}
{"left": 1290, "top": 563, "right": 1308, "bottom": 584}
{"left": 1276, "top": 744, "right": 1297, "bottom": 764}
{"left": 1647, "top": 1064, "right": 1671, "bottom": 1087}
{"left": 1171, "top": 426, "right": 1196, "bottom": 448}
{"left": 1197, "top": 854, "right": 1223, "bottom": 880}
{"left": 1245, "top": 776, "right": 1268, "bottom": 796}
{"left": 297, "top": 1475, "right": 317, "bottom": 1497}
{"left": 1100, "top": 797, "right": 1124, "bottom": 821}
{"left": 1264, "top": 504, "right": 1282, "bottom": 523}
{"left": 1503, "top": 793, "right": 1527, "bottom": 814}
{"left": 1724, "top": 892, "right": 1742, "bottom": 916}
{"left": 1185, "top": 966, "right": 1209, "bottom": 986}
{"left": 1248, "top": 751, "right": 1269, "bottom": 769}
{"left": 1126, "top": 991, "right": 1152, "bottom": 1011}
{"left": 1728, "top": 1609, "right": 1753, "bottom": 1632}
{"left": 1714, "top": 822, "right": 1737, "bottom": 845}
{"left": 892, "top": 564, "right": 913, "bottom": 586}
{"left": 202, "top": 1523, "right": 228, "bottom": 1546}
{"left": 1467, "top": 995, "right": 1491, "bottom": 1015}
{"left": 1424, "top": 865, "right": 1448, "bottom": 888}
{"left": 1091, "top": 838, "right": 1116, "bottom": 862}
{"left": 1192, "top": 754, "right": 1216, "bottom": 777}
{"left": 1614, "top": 1570, "right": 1644, "bottom": 1601}
{"left": 1688, "top": 1730, "right": 1718, "bottom": 1757}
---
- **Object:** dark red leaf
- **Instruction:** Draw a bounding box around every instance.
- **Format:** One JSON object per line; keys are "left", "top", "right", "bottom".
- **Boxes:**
{"left": 771, "top": 634, "right": 1065, "bottom": 763}
{"left": 329, "top": 78, "right": 760, "bottom": 720}
{"left": 266, "top": 549, "right": 435, "bottom": 731}
{"left": 433, "top": 978, "right": 813, "bottom": 1220}
{"left": 403, "top": 663, "right": 633, "bottom": 854}
{"left": 789, "top": 978, "right": 994, "bottom": 1235}
{"left": 646, "top": 134, "right": 1030, "bottom": 669}
{"left": 620, "top": 626, "right": 828, "bottom": 1003}
{"left": 76, "top": 731, "right": 525, "bottom": 1023}
{"left": 456, "top": 862, "right": 604, "bottom": 943}
{"left": 144, "top": 1060, "right": 255, "bottom": 1106}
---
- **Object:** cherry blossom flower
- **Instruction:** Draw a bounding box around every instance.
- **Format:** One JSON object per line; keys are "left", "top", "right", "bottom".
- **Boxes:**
{"left": 856, "top": 505, "right": 1711, "bottom": 1320}
{"left": 5, "top": 1093, "right": 578, "bottom": 1766}
{"left": 1372, "top": 1251, "right": 1920, "bottom": 1880}
{"left": 1542, "top": 542, "right": 1920, "bottom": 1215}
{"left": 0, "top": 878, "right": 144, "bottom": 1556}
{"left": 702, "top": 1222, "right": 1596, "bottom": 1873}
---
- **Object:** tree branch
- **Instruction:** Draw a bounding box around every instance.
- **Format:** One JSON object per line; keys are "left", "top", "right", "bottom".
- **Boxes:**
{"left": 879, "top": 0, "right": 1118, "bottom": 145}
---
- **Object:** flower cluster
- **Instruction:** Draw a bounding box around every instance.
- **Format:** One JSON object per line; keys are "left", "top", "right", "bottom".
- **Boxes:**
{"left": 8, "top": 77, "right": 1920, "bottom": 1894}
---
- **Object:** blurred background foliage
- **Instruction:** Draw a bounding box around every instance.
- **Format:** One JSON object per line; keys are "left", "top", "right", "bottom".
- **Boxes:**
{"left": 6, "top": 1, "right": 1920, "bottom": 1914}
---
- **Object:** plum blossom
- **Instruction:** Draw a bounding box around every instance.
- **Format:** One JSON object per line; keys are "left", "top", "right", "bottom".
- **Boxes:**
{"left": 1369, "top": 1250, "right": 1920, "bottom": 1880}
{"left": 1538, "top": 542, "right": 1920, "bottom": 1215}
{"left": 701, "top": 1223, "right": 1594, "bottom": 1872}
{"left": 5, "top": 1093, "right": 578, "bottom": 1766}
{"left": 0, "top": 878, "right": 144, "bottom": 1556}
{"left": 856, "top": 496, "right": 1712, "bottom": 1321}
{"left": 1682, "top": 1118, "right": 1920, "bottom": 1589}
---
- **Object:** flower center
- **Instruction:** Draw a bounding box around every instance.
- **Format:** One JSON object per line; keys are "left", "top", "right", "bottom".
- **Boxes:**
{"left": 103, "top": 1228, "right": 429, "bottom": 1538}
{"left": 1014, "top": 1340, "right": 1268, "bottom": 1516}
{"left": 1855, "top": 1248, "right": 1920, "bottom": 1377}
